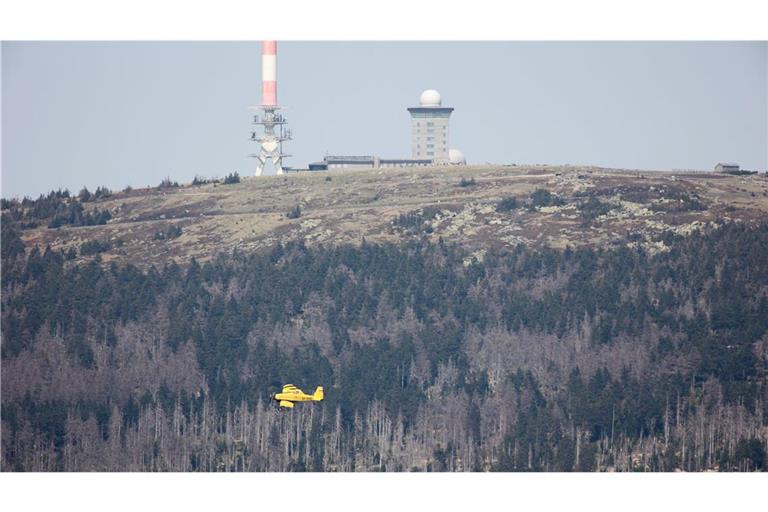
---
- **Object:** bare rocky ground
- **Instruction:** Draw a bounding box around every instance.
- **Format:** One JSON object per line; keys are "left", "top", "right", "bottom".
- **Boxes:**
{"left": 19, "top": 164, "right": 768, "bottom": 268}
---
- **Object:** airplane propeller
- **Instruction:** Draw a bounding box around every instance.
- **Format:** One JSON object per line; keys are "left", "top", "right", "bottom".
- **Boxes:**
{"left": 267, "top": 380, "right": 282, "bottom": 407}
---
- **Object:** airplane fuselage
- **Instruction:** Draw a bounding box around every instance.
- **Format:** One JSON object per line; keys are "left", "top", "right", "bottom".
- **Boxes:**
{"left": 274, "top": 391, "right": 315, "bottom": 402}
{"left": 273, "top": 384, "right": 324, "bottom": 409}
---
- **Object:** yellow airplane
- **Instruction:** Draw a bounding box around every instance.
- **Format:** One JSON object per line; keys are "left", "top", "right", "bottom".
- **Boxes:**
{"left": 272, "top": 384, "right": 324, "bottom": 409}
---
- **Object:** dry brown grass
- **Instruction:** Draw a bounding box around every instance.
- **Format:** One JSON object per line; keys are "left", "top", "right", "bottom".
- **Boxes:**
{"left": 19, "top": 164, "right": 768, "bottom": 267}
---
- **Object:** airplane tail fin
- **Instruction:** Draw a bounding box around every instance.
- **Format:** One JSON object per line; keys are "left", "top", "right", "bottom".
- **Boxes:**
{"left": 313, "top": 386, "right": 324, "bottom": 401}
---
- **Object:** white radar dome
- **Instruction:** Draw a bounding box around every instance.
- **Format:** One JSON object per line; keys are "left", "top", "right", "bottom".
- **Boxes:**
{"left": 419, "top": 89, "right": 442, "bottom": 107}
{"left": 448, "top": 149, "right": 466, "bottom": 165}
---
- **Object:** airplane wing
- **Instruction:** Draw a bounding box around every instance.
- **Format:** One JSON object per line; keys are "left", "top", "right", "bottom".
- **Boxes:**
{"left": 279, "top": 400, "right": 295, "bottom": 409}
{"left": 282, "top": 384, "right": 299, "bottom": 393}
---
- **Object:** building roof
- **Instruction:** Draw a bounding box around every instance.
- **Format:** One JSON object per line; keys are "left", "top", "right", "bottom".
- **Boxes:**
{"left": 325, "top": 155, "right": 374, "bottom": 162}
{"left": 379, "top": 158, "right": 432, "bottom": 164}
{"left": 407, "top": 107, "right": 454, "bottom": 114}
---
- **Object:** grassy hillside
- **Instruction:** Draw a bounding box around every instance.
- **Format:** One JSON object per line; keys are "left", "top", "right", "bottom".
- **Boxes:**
{"left": 7, "top": 165, "right": 768, "bottom": 267}
{"left": 2, "top": 165, "right": 768, "bottom": 472}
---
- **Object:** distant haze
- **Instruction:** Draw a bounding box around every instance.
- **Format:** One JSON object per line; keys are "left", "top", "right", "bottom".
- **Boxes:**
{"left": 2, "top": 41, "right": 766, "bottom": 198}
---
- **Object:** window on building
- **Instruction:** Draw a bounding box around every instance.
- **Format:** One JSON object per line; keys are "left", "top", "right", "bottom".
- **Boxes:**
{"left": 427, "top": 122, "right": 434, "bottom": 126}
{"left": 427, "top": 151, "right": 434, "bottom": 156}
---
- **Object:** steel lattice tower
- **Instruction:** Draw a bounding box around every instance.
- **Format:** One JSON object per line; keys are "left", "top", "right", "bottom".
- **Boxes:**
{"left": 250, "top": 41, "right": 291, "bottom": 176}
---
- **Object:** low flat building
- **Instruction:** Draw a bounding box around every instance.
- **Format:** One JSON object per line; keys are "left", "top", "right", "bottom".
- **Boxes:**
{"left": 308, "top": 161, "right": 328, "bottom": 171}
{"left": 308, "top": 155, "right": 433, "bottom": 171}
{"left": 715, "top": 162, "right": 740, "bottom": 173}
{"left": 324, "top": 155, "right": 376, "bottom": 169}
{"left": 379, "top": 158, "right": 432, "bottom": 168}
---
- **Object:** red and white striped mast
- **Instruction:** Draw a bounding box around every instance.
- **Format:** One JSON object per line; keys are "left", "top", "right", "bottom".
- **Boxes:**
{"left": 251, "top": 40, "right": 291, "bottom": 176}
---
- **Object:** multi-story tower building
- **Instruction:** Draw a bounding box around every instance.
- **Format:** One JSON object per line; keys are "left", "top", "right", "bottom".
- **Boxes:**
{"left": 407, "top": 89, "right": 453, "bottom": 163}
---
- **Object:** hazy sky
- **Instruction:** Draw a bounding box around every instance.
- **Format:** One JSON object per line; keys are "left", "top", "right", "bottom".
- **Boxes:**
{"left": 2, "top": 41, "right": 766, "bottom": 198}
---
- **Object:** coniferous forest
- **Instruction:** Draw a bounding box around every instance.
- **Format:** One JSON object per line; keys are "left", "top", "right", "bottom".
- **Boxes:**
{"left": 2, "top": 214, "right": 767, "bottom": 471}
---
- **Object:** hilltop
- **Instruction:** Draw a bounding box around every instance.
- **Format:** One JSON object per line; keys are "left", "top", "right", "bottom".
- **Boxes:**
{"left": 4, "top": 164, "right": 768, "bottom": 473}
{"left": 10, "top": 164, "right": 768, "bottom": 267}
